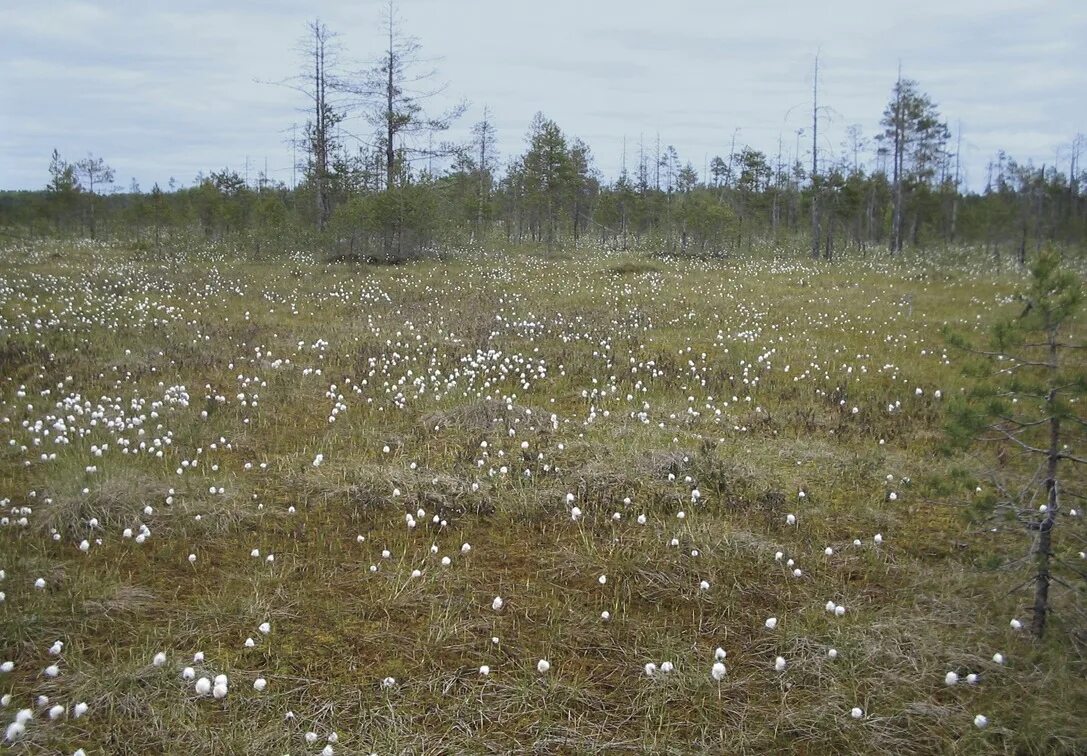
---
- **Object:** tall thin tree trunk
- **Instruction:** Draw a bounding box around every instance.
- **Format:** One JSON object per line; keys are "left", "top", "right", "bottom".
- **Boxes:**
{"left": 810, "top": 53, "right": 820, "bottom": 260}
{"left": 890, "top": 68, "right": 904, "bottom": 253}
{"left": 1033, "top": 328, "right": 1061, "bottom": 638}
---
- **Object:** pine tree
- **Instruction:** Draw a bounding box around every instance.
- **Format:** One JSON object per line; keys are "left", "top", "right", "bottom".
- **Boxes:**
{"left": 946, "top": 248, "right": 1085, "bottom": 638}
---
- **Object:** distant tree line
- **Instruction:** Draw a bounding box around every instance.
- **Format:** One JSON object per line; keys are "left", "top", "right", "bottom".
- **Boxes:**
{"left": 1, "top": 10, "right": 1084, "bottom": 263}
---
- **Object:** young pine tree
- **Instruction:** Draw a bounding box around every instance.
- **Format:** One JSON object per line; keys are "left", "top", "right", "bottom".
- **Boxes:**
{"left": 946, "top": 249, "right": 1085, "bottom": 638}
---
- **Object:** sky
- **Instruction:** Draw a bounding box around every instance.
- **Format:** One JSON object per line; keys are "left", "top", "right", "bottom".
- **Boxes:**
{"left": 2, "top": 0, "right": 1085, "bottom": 193}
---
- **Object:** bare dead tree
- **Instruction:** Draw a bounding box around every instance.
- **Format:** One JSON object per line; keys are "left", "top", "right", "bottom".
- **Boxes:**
{"left": 345, "top": 0, "right": 465, "bottom": 191}
{"left": 263, "top": 20, "right": 344, "bottom": 231}
{"left": 810, "top": 52, "right": 820, "bottom": 260}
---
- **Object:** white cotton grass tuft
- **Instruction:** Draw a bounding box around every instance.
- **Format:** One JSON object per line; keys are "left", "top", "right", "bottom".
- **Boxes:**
{"left": 1009, "top": 618, "right": 1022, "bottom": 631}
{"left": 48, "top": 704, "right": 65, "bottom": 720}
{"left": 711, "top": 662, "right": 727, "bottom": 681}
{"left": 536, "top": 659, "right": 551, "bottom": 674}
{"left": 73, "top": 702, "right": 89, "bottom": 718}
{"left": 194, "top": 677, "right": 212, "bottom": 696}
{"left": 492, "top": 596, "right": 504, "bottom": 611}
{"left": 764, "top": 617, "right": 778, "bottom": 630}
{"left": 945, "top": 671, "right": 959, "bottom": 686}
{"left": 660, "top": 661, "right": 674, "bottom": 673}
{"left": 644, "top": 662, "right": 658, "bottom": 677}
{"left": 152, "top": 652, "right": 166, "bottom": 667}
{"left": 479, "top": 665, "right": 490, "bottom": 676}
{"left": 774, "top": 656, "right": 787, "bottom": 672}
{"left": 253, "top": 677, "right": 267, "bottom": 691}
{"left": 851, "top": 707, "right": 864, "bottom": 719}
{"left": 259, "top": 622, "right": 271, "bottom": 634}
{"left": 974, "top": 714, "right": 989, "bottom": 729}
{"left": 182, "top": 667, "right": 196, "bottom": 681}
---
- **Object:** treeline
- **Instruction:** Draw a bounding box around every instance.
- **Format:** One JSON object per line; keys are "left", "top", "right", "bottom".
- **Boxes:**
{"left": 1, "top": 15, "right": 1084, "bottom": 263}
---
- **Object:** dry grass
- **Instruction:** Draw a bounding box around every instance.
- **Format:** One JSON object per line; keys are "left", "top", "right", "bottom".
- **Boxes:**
{"left": 0, "top": 240, "right": 1083, "bottom": 754}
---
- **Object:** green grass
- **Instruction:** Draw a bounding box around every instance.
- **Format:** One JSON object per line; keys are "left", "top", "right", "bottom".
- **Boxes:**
{"left": 0, "top": 238, "right": 1084, "bottom": 754}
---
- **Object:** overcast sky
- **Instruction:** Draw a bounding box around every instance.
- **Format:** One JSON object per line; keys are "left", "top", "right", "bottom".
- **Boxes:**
{"left": 2, "top": 0, "right": 1084, "bottom": 192}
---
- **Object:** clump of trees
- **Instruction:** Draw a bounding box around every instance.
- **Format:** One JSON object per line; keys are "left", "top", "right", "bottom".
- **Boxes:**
{"left": 2, "top": 7, "right": 1084, "bottom": 261}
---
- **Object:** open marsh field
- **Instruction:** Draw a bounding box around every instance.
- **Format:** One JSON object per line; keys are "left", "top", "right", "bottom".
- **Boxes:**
{"left": 0, "top": 240, "right": 1084, "bottom": 754}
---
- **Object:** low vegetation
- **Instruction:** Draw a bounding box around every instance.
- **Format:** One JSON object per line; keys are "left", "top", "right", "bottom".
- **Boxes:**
{"left": 0, "top": 238, "right": 1084, "bottom": 754}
